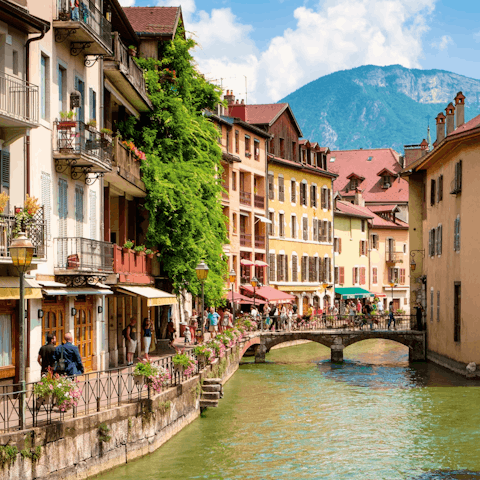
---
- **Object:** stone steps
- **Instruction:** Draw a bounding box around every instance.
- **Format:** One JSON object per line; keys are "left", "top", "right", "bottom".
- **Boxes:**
{"left": 199, "top": 399, "right": 219, "bottom": 408}
{"left": 200, "top": 378, "right": 223, "bottom": 408}
{"left": 201, "top": 391, "right": 220, "bottom": 400}
{"left": 203, "top": 378, "right": 222, "bottom": 385}
{"left": 202, "top": 384, "right": 221, "bottom": 392}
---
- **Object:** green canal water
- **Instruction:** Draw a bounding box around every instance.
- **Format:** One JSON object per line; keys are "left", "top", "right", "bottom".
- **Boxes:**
{"left": 95, "top": 341, "right": 480, "bottom": 480}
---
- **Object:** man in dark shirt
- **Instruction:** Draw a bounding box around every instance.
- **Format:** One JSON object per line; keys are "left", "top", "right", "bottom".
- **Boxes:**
{"left": 38, "top": 334, "right": 57, "bottom": 375}
{"left": 415, "top": 303, "right": 424, "bottom": 331}
{"left": 54, "top": 332, "right": 84, "bottom": 376}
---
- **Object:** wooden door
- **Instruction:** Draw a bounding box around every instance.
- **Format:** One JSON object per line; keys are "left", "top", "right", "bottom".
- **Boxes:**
{"left": 74, "top": 297, "right": 94, "bottom": 372}
{"left": 392, "top": 299, "right": 400, "bottom": 312}
{"left": 303, "top": 296, "right": 309, "bottom": 314}
{"left": 42, "top": 297, "right": 66, "bottom": 346}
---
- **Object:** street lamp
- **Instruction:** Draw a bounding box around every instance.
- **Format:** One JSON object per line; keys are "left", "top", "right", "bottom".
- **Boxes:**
{"left": 229, "top": 269, "right": 236, "bottom": 322}
{"left": 195, "top": 261, "right": 209, "bottom": 337}
{"left": 9, "top": 232, "right": 34, "bottom": 429}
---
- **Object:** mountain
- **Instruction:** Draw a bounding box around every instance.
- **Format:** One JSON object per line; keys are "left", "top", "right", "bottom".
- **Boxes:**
{"left": 279, "top": 65, "right": 480, "bottom": 152}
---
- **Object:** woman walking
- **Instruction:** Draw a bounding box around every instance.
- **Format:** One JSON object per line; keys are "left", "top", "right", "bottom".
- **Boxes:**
{"left": 142, "top": 318, "right": 152, "bottom": 361}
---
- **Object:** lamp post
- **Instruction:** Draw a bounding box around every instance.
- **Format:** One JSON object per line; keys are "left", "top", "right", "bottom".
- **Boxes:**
{"left": 229, "top": 269, "right": 236, "bottom": 322}
{"left": 9, "top": 232, "right": 35, "bottom": 430}
{"left": 195, "top": 262, "right": 209, "bottom": 337}
{"left": 251, "top": 276, "right": 260, "bottom": 330}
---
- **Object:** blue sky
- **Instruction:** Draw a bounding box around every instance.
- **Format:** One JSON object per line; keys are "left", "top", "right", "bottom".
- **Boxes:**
{"left": 120, "top": 0, "right": 480, "bottom": 103}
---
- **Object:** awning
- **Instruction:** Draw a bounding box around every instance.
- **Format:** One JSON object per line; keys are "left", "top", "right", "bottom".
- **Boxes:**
{"left": 117, "top": 286, "right": 177, "bottom": 307}
{"left": 0, "top": 277, "right": 42, "bottom": 300}
{"left": 240, "top": 259, "right": 254, "bottom": 266}
{"left": 37, "top": 280, "right": 67, "bottom": 288}
{"left": 255, "top": 215, "right": 272, "bottom": 224}
{"left": 224, "top": 291, "right": 266, "bottom": 305}
{"left": 42, "top": 287, "right": 113, "bottom": 296}
{"left": 335, "top": 287, "right": 374, "bottom": 299}
{"left": 254, "top": 260, "right": 268, "bottom": 267}
{"left": 241, "top": 285, "right": 296, "bottom": 304}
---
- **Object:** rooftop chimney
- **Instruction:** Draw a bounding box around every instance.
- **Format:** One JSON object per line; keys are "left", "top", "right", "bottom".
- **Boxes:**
{"left": 455, "top": 91, "right": 466, "bottom": 128}
{"left": 224, "top": 90, "right": 235, "bottom": 105}
{"left": 420, "top": 139, "right": 428, "bottom": 155}
{"left": 354, "top": 188, "right": 365, "bottom": 207}
{"left": 436, "top": 112, "right": 446, "bottom": 144}
{"left": 445, "top": 102, "right": 455, "bottom": 136}
{"left": 227, "top": 95, "right": 247, "bottom": 121}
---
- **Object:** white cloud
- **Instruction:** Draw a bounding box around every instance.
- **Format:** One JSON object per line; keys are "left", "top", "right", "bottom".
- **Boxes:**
{"left": 156, "top": 0, "right": 438, "bottom": 103}
{"left": 431, "top": 34, "right": 453, "bottom": 51}
{"left": 118, "top": 0, "right": 135, "bottom": 6}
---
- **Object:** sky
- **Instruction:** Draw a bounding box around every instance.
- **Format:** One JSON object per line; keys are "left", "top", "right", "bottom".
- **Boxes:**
{"left": 118, "top": 0, "right": 480, "bottom": 103}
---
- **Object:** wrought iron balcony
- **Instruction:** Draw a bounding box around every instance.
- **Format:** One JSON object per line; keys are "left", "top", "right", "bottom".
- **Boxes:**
{"left": 53, "top": 121, "right": 112, "bottom": 183}
{"left": 255, "top": 235, "right": 265, "bottom": 249}
{"left": 240, "top": 233, "right": 252, "bottom": 247}
{"left": 240, "top": 191, "right": 251, "bottom": 206}
{"left": 0, "top": 72, "right": 39, "bottom": 142}
{"left": 0, "top": 208, "right": 46, "bottom": 261}
{"left": 386, "top": 251, "right": 404, "bottom": 263}
{"left": 54, "top": 237, "right": 113, "bottom": 275}
{"left": 54, "top": 0, "right": 112, "bottom": 57}
{"left": 104, "top": 33, "right": 152, "bottom": 112}
{"left": 254, "top": 194, "right": 265, "bottom": 209}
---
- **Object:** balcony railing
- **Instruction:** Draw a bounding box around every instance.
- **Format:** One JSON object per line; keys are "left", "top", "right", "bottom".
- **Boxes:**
{"left": 254, "top": 194, "right": 265, "bottom": 209}
{"left": 386, "top": 251, "right": 404, "bottom": 263}
{"left": 0, "top": 208, "right": 46, "bottom": 260}
{"left": 240, "top": 233, "right": 252, "bottom": 247}
{"left": 255, "top": 235, "right": 265, "bottom": 249}
{"left": 54, "top": 121, "right": 112, "bottom": 170}
{"left": 0, "top": 72, "right": 39, "bottom": 125}
{"left": 55, "top": 0, "right": 112, "bottom": 52}
{"left": 240, "top": 191, "right": 251, "bottom": 206}
{"left": 112, "top": 138, "right": 143, "bottom": 189}
{"left": 113, "top": 245, "right": 153, "bottom": 283}
{"left": 54, "top": 237, "right": 113, "bottom": 273}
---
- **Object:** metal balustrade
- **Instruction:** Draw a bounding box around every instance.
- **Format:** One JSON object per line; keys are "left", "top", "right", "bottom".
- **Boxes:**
{"left": 0, "top": 71, "right": 39, "bottom": 125}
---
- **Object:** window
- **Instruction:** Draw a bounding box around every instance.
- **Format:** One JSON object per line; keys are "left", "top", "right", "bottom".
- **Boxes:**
{"left": 382, "top": 175, "right": 391, "bottom": 188}
{"left": 292, "top": 255, "right": 298, "bottom": 282}
{"left": 245, "top": 135, "right": 251, "bottom": 157}
{"left": 0, "top": 313, "right": 13, "bottom": 367}
{"left": 12, "top": 50, "right": 18, "bottom": 76}
{"left": 268, "top": 211, "right": 274, "bottom": 236}
{"left": 403, "top": 243, "right": 407, "bottom": 254}
{"left": 74, "top": 76, "right": 85, "bottom": 123}
{"left": 235, "top": 130, "right": 239, "bottom": 153}
{"left": 361, "top": 219, "right": 366, "bottom": 232}
{"left": 430, "top": 288, "right": 434, "bottom": 322}
{"left": 279, "top": 213, "right": 285, "bottom": 238}
{"left": 254, "top": 139, "right": 260, "bottom": 161}
{"left": 292, "top": 142, "right": 297, "bottom": 161}
{"left": 41, "top": 172, "right": 52, "bottom": 240}
{"left": 310, "top": 185, "right": 317, "bottom": 207}
{"left": 430, "top": 179, "right": 436, "bottom": 206}
{"left": 389, "top": 267, "right": 399, "bottom": 283}
{"left": 438, "top": 175, "right": 443, "bottom": 202}
{"left": 452, "top": 160, "right": 462, "bottom": 194}
{"left": 399, "top": 268, "right": 406, "bottom": 285}
{"left": 436, "top": 225, "right": 442, "bottom": 255}
{"left": 0, "top": 150, "right": 10, "bottom": 202}
{"left": 367, "top": 156, "right": 373, "bottom": 162}
{"left": 313, "top": 219, "right": 318, "bottom": 242}
{"left": 350, "top": 178, "right": 359, "bottom": 191}
{"left": 232, "top": 213, "right": 237, "bottom": 234}
{"left": 226, "top": 130, "right": 230, "bottom": 153}
{"left": 268, "top": 174, "right": 274, "bottom": 200}
{"left": 371, "top": 234, "right": 379, "bottom": 250}
{"left": 330, "top": 156, "right": 336, "bottom": 163}
{"left": 372, "top": 267, "right": 378, "bottom": 284}
{"left": 360, "top": 267, "right": 366, "bottom": 285}
{"left": 278, "top": 176, "right": 285, "bottom": 202}
{"left": 300, "top": 182, "right": 307, "bottom": 206}
{"left": 270, "top": 139, "right": 275, "bottom": 156}
{"left": 89, "top": 88, "right": 97, "bottom": 121}
{"left": 353, "top": 267, "right": 359, "bottom": 284}
{"left": 75, "top": 185, "right": 84, "bottom": 237}
{"left": 280, "top": 138, "right": 285, "bottom": 158}
{"left": 454, "top": 282, "right": 461, "bottom": 342}
{"left": 454, "top": 216, "right": 461, "bottom": 251}
{"left": 58, "top": 65, "right": 66, "bottom": 115}
{"left": 359, "top": 240, "right": 367, "bottom": 256}
{"left": 269, "top": 254, "right": 276, "bottom": 282}
{"left": 277, "top": 255, "right": 287, "bottom": 281}
{"left": 429, "top": 229, "right": 436, "bottom": 257}
{"left": 301, "top": 256, "right": 308, "bottom": 282}
{"left": 232, "top": 171, "right": 237, "bottom": 191}
{"left": 334, "top": 237, "right": 342, "bottom": 253}
{"left": 40, "top": 54, "right": 49, "bottom": 120}
{"left": 437, "top": 291, "right": 440, "bottom": 322}
{"left": 334, "top": 266, "right": 339, "bottom": 284}
{"left": 302, "top": 217, "right": 308, "bottom": 241}
{"left": 89, "top": 190, "right": 97, "bottom": 240}
{"left": 291, "top": 179, "right": 296, "bottom": 203}
{"left": 339, "top": 266, "right": 345, "bottom": 284}
{"left": 291, "top": 215, "right": 296, "bottom": 239}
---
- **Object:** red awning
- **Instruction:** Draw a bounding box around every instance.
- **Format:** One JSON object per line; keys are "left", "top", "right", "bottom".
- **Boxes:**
{"left": 240, "top": 259, "right": 254, "bottom": 266}
{"left": 241, "top": 285, "right": 296, "bottom": 304}
{"left": 224, "top": 291, "right": 266, "bottom": 304}
{"left": 254, "top": 261, "right": 268, "bottom": 267}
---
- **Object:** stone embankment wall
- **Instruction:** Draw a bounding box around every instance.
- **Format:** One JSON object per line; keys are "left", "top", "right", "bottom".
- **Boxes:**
{"left": 0, "top": 344, "right": 243, "bottom": 480}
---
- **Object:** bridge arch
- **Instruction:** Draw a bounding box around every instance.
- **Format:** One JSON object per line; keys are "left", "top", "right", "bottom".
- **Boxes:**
{"left": 342, "top": 333, "right": 415, "bottom": 350}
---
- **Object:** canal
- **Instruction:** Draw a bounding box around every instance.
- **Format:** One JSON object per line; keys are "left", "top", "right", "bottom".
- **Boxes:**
{"left": 95, "top": 340, "right": 480, "bottom": 480}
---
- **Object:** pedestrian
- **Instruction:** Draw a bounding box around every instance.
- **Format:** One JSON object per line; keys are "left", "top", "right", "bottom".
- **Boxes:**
{"left": 348, "top": 301, "right": 356, "bottom": 324}
{"left": 189, "top": 310, "right": 198, "bottom": 343}
{"left": 208, "top": 306, "right": 220, "bottom": 338}
{"left": 415, "top": 303, "right": 424, "bottom": 331}
{"left": 222, "top": 308, "right": 231, "bottom": 330}
{"left": 38, "top": 334, "right": 57, "bottom": 375}
{"left": 356, "top": 299, "right": 362, "bottom": 315}
{"left": 250, "top": 305, "right": 258, "bottom": 322}
{"left": 54, "top": 332, "right": 84, "bottom": 376}
{"left": 264, "top": 303, "right": 271, "bottom": 329}
{"left": 167, "top": 320, "right": 176, "bottom": 344}
{"left": 280, "top": 304, "right": 287, "bottom": 330}
{"left": 388, "top": 301, "right": 396, "bottom": 330}
{"left": 142, "top": 318, "right": 152, "bottom": 361}
{"left": 287, "top": 305, "right": 293, "bottom": 331}
{"left": 363, "top": 300, "right": 373, "bottom": 330}
{"left": 270, "top": 305, "right": 278, "bottom": 331}
{"left": 184, "top": 325, "right": 192, "bottom": 344}
{"left": 125, "top": 317, "right": 137, "bottom": 365}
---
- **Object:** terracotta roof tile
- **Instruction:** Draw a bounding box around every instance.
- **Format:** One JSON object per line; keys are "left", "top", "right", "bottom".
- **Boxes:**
{"left": 448, "top": 113, "right": 480, "bottom": 137}
{"left": 123, "top": 7, "right": 180, "bottom": 36}
{"left": 336, "top": 201, "right": 374, "bottom": 219}
{"left": 367, "top": 204, "right": 398, "bottom": 213}
{"left": 244, "top": 104, "right": 288, "bottom": 125}
{"left": 328, "top": 148, "right": 408, "bottom": 203}
{"left": 370, "top": 214, "right": 408, "bottom": 229}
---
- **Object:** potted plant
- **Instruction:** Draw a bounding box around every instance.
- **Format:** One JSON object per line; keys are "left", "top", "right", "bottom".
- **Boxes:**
{"left": 0, "top": 192, "right": 9, "bottom": 215}
{"left": 86, "top": 119, "right": 97, "bottom": 132}
{"left": 128, "top": 45, "right": 137, "bottom": 57}
{"left": 33, "top": 371, "right": 82, "bottom": 412}
{"left": 13, "top": 194, "right": 40, "bottom": 237}
{"left": 193, "top": 345, "right": 215, "bottom": 365}
{"left": 58, "top": 111, "right": 77, "bottom": 129}
{"left": 172, "top": 351, "right": 196, "bottom": 376}
{"left": 100, "top": 128, "right": 113, "bottom": 145}
{"left": 145, "top": 248, "right": 156, "bottom": 259}
{"left": 134, "top": 245, "right": 146, "bottom": 256}
{"left": 132, "top": 361, "right": 170, "bottom": 392}
{"left": 122, "top": 240, "right": 134, "bottom": 254}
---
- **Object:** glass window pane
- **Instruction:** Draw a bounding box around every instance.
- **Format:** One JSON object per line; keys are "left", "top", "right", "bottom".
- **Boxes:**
{"left": 0, "top": 314, "right": 12, "bottom": 367}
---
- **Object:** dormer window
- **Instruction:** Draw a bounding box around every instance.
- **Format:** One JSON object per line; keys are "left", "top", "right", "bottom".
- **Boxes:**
{"left": 377, "top": 168, "right": 396, "bottom": 189}
{"left": 350, "top": 178, "right": 359, "bottom": 190}
{"left": 382, "top": 175, "right": 391, "bottom": 188}
{"left": 346, "top": 173, "right": 365, "bottom": 191}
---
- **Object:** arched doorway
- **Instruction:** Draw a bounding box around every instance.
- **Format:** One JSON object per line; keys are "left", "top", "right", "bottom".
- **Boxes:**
{"left": 42, "top": 297, "right": 66, "bottom": 345}
{"left": 74, "top": 296, "right": 94, "bottom": 372}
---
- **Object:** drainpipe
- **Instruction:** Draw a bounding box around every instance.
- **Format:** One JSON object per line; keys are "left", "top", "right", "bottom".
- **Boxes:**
{"left": 25, "top": 29, "right": 48, "bottom": 195}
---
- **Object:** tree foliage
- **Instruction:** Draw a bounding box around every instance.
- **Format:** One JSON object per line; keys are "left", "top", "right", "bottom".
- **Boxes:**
{"left": 121, "top": 23, "right": 228, "bottom": 304}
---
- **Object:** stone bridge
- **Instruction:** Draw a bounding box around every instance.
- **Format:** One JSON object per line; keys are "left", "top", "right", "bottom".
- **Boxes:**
{"left": 241, "top": 330, "right": 426, "bottom": 363}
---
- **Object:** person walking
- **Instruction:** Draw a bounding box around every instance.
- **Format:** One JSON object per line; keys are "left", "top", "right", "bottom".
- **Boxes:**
{"left": 388, "top": 301, "right": 396, "bottom": 330}
{"left": 38, "top": 334, "right": 57, "bottom": 375}
{"left": 124, "top": 318, "right": 138, "bottom": 365}
{"left": 54, "top": 333, "right": 84, "bottom": 376}
{"left": 280, "top": 304, "right": 287, "bottom": 330}
{"left": 348, "top": 301, "right": 356, "bottom": 325}
{"left": 222, "top": 308, "right": 231, "bottom": 330}
{"left": 167, "top": 319, "right": 176, "bottom": 345}
{"left": 208, "top": 306, "right": 220, "bottom": 339}
{"left": 142, "top": 318, "right": 152, "bottom": 361}
{"left": 287, "top": 305, "right": 293, "bottom": 331}
{"left": 363, "top": 300, "right": 374, "bottom": 330}
{"left": 415, "top": 303, "right": 424, "bottom": 331}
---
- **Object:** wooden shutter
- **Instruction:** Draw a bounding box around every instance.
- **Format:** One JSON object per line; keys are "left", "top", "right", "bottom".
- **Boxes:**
{"left": 372, "top": 267, "right": 377, "bottom": 284}
{"left": 321, "top": 189, "right": 325, "bottom": 209}
{"left": 292, "top": 255, "right": 298, "bottom": 282}
{"left": 327, "top": 189, "right": 331, "bottom": 210}
{"left": 284, "top": 254, "right": 288, "bottom": 282}
{"left": 310, "top": 185, "right": 314, "bottom": 207}
{"left": 301, "top": 256, "right": 306, "bottom": 282}
{"left": 41, "top": 172, "right": 52, "bottom": 240}
{"left": 438, "top": 175, "right": 443, "bottom": 201}
{"left": 400, "top": 268, "right": 406, "bottom": 285}
{"left": 75, "top": 185, "right": 84, "bottom": 238}
{"left": 429, "top": 229, "right": 432, "bottom": 256}
{"left": 308, "top": 257, "right": 313, "bottom": 282}
{"left": 277, "top": 255, "right": 283, "bottom": 281}
{"left": 430, "top": 179, "right": 436, "bottom": 205}
{"left": 328, "top": 222, "right": 332, "bottom": 242}
{"left": 279, "top": 176, "right": 285, "bottom": 202}
{"left": 339, "top": 237, "right": 342, "bottom": 254}
{"left": 457, "top": 217, "right": 460, "bottom": 251}
{"left": 438, "top": 225, "right": 442, "bottom": 255}
{"left": 303, "top": 217, "right": 308, "bottom": 241}
{"left": 1, "top": 151, "right": 10, "bottom": 190}
{"left": 89, "top": 190, "right": 97, "bottom": 240}
{"left": 328, "top": 258, "right": 332, "bottom": 282}
{"left": 339, "top": 266, "right": 345, "bottom": 284}
{"left": 269, "top": 253, "right": 276, "bottom": 282}
{"left": 388, "top": 267, "right": 392, "bottom": 283}
{"left": 58, "top": 179, "right": 68, "bottom": 267}
{"left": 268, "top": 174, "right": 274, "bottom": 200}
{"left": 313, "top": 219, "right": 318, "bottom": 241}
{"left": 360, "top": 267, "right": 365, "bottom": 285}
{"left": 458, "top": 160, "right": 462, "bottom": 191}
{"left": 291, "top": 180, "right": 296, "bottom": 203}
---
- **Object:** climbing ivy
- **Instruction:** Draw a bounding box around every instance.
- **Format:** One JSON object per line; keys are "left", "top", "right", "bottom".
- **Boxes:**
{"left": 120, "top": 22, "right": 228, "bottom": 305}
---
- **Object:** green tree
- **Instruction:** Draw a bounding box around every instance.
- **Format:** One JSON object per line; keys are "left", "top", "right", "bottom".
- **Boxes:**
{"left": 121, "top": 23, "right": 228, "bottom": 305}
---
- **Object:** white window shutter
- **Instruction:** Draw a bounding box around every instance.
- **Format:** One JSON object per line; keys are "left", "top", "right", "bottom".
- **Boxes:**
{"left": 41, "top": 172, "right": 52, "bottom": 240}
{"left": 89, "top": 190, "right": 97, "bottom": 240}
{"left": 75, "top": 185, "right": 84, "bottom": 238}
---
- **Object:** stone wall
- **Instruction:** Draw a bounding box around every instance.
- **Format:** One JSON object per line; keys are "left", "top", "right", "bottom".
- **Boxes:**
{"left": 0, "top": 345, "right": 243, "bottom": 480}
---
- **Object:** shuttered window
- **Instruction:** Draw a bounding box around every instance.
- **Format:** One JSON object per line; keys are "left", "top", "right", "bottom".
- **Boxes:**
{"left": 328, "top": 222, "right": 332, "bottom": 243}
{"left": 334, "top": 266, "right": 339, "bottom": 284}
{"left": 430, "top": 179, "right": 436, "bottom": 206}
{"left": 310, "top": 185, "right": 317, "bottom": 207}
{"left": 292, "top": 255, "right": 298, "bottom": 282}
{"left": 277, "top": 255, "right": 283, "bottom": 281}
{"left": 0, "top": 314, "right": 12, "bottom": 367}
{"left": 291, "top": 179, "right": 296, "bottom": 203}
{"left": 301, "top": 256, "right": 307, "bottom": 282}
{"left": 453, "top": 160, "right": 462, "bottom": 194}
{"left": 89, "top": 88, "right": 97, "bottom": 121}
{"left": 58, "top": 178, "right": 68, "bottom": 267}
{"left": 328, "top": 258, "right": 332, "bottom": 282}
{"left": 321, "top": 189, "right": 326, "bottom": 209}
{"left": 300, "top": 183, "right": 307, "bottom": 206}
{"left": 75, "top": 185, "right": 84, "bottom": 238}
{"left": 41, "top": 172, "right": 52, "bottom": 240}
{"left": 285, "top": 255, "right": 289, "bottom": 282}
{"left": 339, "top": 266, "right": 345, "bottom": 284}
{"left": 269, "top": 254, "right": 276, "bottom": 282}
{"left": 327, "top": 189, "right": 331, "bottom": 210}
{"left": 360, "top": 267, "right": 366, "bottom": 285}
{"left": 268, "top": 174, "right": 274, "bottom": 200}
{"left": 303, "top": 217, "right": 308, "bottom": 241}
{"left": 313, "top": 219, "right": 318, "bottom": 241}
{"left": 279, "top": 213, "right": 285, "bottom": 238}
{"left": 269, "top": 211, "right": 274, "bottom": 236}
{"left": 437, "top": 290, "right": 440, "bottom": 322}
{"left": 278, "top": 176, "right": 285, "bottom": 202}
{"left": 372, "top": 267, "right": 378, "bottom": 284}
{"left": 438, "top": 175, "right": 443, "bottom": 202}
{"left": 291, "top": 215, "right": 296, "bottom": 239}
{"left": 436, "top": 225, "right": 442, "bottom": 255}
{"left": 89, "top": 190, "right": 97, "bottom": 240}
{"left": 353, "top": 267, "right": 358, "bottom": 284}
{"left": 308, "top": 257, "right": 315, "bottom": 282}
{"left": 454, "top": 217, "right": 461, "bottom": 251}
{"left": 399, "top": 268, "right": 406, "bottom": 285}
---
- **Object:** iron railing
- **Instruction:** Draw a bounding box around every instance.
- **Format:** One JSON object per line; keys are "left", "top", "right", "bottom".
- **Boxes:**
{"left": 54, "top": 237, "right": 114, "bottom": 272}
{"left": 0, "top": 207, "right": 46, "bottom": 259}
{"left": 55, "top": 0, "right": 112, "bottom": 51}
{"left": 386, "top": 251, "right": 404, "bottom": 263}
{"left": 0, "top": 71, "right": 39, "bottom": 125}
{"left": 254, "top": 194, "right": 264, "bottom": 208}
{"left": 255, "top": 235, "right": 265, "bottom": 248}
{"left": 240, "top": 191, "right": 251, "bottom": 205}
{"left": 240, "top": 233, "right": 252, "bottom": 247}
{"left": 0, "top": 350, "right": 199, "bottom": 433}
{"left": 53, "top": 121, "right": 112, "bottom": 168}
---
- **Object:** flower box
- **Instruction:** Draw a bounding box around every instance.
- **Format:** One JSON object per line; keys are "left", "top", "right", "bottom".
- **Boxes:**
{"left": 58, "top": 121, "right": 77, "bottom": 129}
{"left": 134, "top": 374, "right": 145, "bottom": 386}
